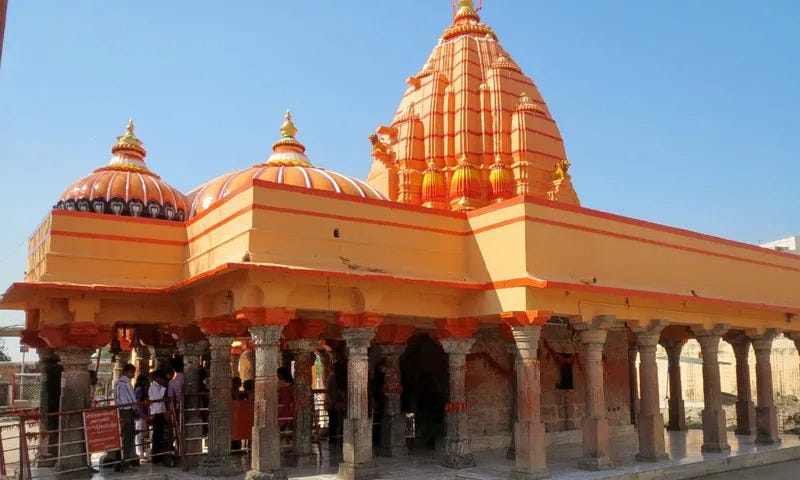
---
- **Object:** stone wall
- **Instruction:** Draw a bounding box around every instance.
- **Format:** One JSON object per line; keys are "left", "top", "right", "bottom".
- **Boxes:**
{"left": 465, "top": 328, "right": 513, "bottom": 449}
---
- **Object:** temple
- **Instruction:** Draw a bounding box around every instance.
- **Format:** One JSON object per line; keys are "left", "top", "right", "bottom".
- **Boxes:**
{"left": 3, "top": 2, "right": 800, "bottom": 480}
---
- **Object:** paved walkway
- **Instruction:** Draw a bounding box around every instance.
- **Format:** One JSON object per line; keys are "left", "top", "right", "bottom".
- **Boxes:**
{"left": 34, "top": 430, "right": 800, "bottom": 480}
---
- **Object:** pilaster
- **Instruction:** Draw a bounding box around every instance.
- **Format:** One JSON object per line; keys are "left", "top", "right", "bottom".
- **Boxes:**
{"left": 727, "top": 334, "right": 756, "bottom": 436}
{"left": 36, "top": 348, "right": 61, "bottom": 467}
{"left": 440, "top": 336, "right": 476, "bottom": 469}
{"left": 287, "top": 338, "right": 318, "bottom": 465}
{"left": 181, "top": 339, "right": 209, "bottom": 469}
{"left": 199, "top": 335, "right": 238, "bottom": 476}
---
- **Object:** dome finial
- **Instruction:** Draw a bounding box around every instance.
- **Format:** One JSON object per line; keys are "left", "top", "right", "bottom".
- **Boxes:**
{"left": 280, "top": 109, "right": 298, "bottom": 139}
{"left": 111, "top": 117, "right": 146, "bottom": 158}
{"left": 453, "top": 0, "right": 480, "bottom": 22}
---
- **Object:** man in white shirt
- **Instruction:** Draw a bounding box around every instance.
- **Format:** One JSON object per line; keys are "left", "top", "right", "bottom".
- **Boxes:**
{"left": 114, "top": 364, "right": 138, "bottom": 469}
{"left": 149, "top": 370, "right": 169, "bottom": 463}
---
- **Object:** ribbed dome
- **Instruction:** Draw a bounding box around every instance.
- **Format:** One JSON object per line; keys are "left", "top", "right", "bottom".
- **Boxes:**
{"left": 55, "top": 120, "right": 188, "bottom": 221}
{"left": 366, "top": 0, "right": 579, "bottom": 210}
{"left": 189, "top": 111, "right": 386, "bottom": 217}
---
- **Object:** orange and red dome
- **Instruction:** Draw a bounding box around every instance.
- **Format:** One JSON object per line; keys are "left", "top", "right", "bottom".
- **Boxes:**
{"left": 56, "top": 120, "right": 188, "bottom": 221}
{"left": 189, "top": 111, "right": 386, "bottom": 217}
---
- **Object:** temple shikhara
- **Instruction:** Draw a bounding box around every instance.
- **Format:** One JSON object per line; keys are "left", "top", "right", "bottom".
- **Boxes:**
{"left": 3, "top": 2, "right": 800, "bottom": 480}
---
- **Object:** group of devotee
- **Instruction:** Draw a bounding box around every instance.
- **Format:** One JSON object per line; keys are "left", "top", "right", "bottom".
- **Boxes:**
{"left": 110, "top": 356, "right": 187, "bottom": 471}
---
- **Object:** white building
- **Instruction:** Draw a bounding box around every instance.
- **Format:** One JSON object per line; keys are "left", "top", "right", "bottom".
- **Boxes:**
{"left": 761, "top": 236, "right": 800, "bottom": 254}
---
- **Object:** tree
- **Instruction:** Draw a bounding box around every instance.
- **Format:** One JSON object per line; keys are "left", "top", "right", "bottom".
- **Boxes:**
{"left": 0, "top": 339, "right": 11, "bottom": 362}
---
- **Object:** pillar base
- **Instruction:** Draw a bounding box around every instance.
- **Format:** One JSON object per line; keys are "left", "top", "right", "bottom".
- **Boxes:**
{"left": 245, "top": 469, "right": 288, "bottom": 480}
{"left": 510, "top": 468, "right": 549, "bottom": 480}
{"left": 514, "top": 420, "right": 547, "bottom": 476}
{"left": 735, "top": 400, "right": 756, "bottom": 436}
{"left": 337, "top": 462, "right": 378, "bottom": 480}
{"left": 756, "top": 406, "right": 781, "bottom": 445}
{"left": 200, "top": 456, "right": 239, "bottom": 477}
{"left": 36, "top": 454, "right": 57, "bottom": 468}
{"left": 286, "top": 453, "right": 316, "bottom": 468}
{"left": 637, "top": 413, "right": 669, "bottom": 462}
{"left": 580, "top": 417, "right": 612, "bottom": 470}
{"left": 441, "top": 452, "right": 476, "bottom": 469}
{"left": 701, "top": 408, "right": 730, "bottom": 453}
{"left": 379, "top": 413, "right": 408, "bottom": 457}
{"left": 578, "top": 456, "right": 613, "bottom": 471}
{"left": 667, "top": 398, "right": 687, "bottom": 431}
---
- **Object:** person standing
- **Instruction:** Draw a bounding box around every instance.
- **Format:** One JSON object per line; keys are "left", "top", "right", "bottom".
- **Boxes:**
{"left": 148, "top": 370, "right": 168, "bottom": 463}
{"left": 133, "top": 374, "right": 150, "bottom": 458}
{"left": 114, "top": 364, "right": 139, "bottom": 470}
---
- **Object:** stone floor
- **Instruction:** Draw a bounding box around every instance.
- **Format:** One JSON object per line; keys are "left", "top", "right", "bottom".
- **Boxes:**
{"left": 50, "top": 430, "right": 800, "bottom": 480}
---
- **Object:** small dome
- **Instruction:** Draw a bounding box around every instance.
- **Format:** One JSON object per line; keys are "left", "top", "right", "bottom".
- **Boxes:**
{"left": 189, "top": 111, "right": 386, "bottom": 218}
{"left": 56, "top": 120, "right": 188, "bottom": 221}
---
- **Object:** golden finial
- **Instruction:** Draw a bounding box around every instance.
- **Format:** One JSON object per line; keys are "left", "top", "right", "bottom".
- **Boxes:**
{"left": 280, "top": 109, "right": 298, "bottom": 138}
{"left": 111, "top": 117, "right": 145, "bottom": 156}
{"left": 456, "top": 0, "right": 477, "bottom": 17}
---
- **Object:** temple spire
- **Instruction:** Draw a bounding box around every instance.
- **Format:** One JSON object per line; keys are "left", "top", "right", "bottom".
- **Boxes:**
{"left": 453, "top": 0, "right": 481, "bottom": 23}
{"left": 110, "top": 118, "right": 146, "bottom": 158}
{"left": 280, "top": 109, "right": 298, "bottom": 139}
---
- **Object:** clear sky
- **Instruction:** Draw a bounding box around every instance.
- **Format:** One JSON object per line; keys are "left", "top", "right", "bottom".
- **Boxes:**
{"left": 0, "top": 1, "right": 799, "bottom": 359}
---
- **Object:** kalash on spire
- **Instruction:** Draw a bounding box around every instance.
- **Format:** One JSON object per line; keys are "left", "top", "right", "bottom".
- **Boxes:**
{"left": 365, "top": 1, "right": 578, "bottom": 211}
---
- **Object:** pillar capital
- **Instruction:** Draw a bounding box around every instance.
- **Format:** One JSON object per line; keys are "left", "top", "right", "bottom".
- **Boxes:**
{"left": 725, "top": 331, "right": 752, "bottom": 358}
{"left": 510, "top": 325, "right": 542, "bottom": 361}
{"left": 39, "top": 323, "right": 112, "bottom": 349}
{"left": 179, "top": 339, "right": 209, "bottom": 357}
{"left": 749, "top": 329, "right": 780, "bottom": 353}
{"left": 248, "top": 325, "right": 283, "bottom": 346}
{"left": 501, "top": 310, "right": 551, "bottom": 327}
{"left": 342, "top": 327, "right": 376, "bottom": 356}
{"left": 206, "top": 334, "right": 235, "bottom": 349}
{"left": 691, "top": 324, "right": 730, "bottom": 339}
{"left": 629, "top": 319, "right": 668, "bottom": 347}
{"left": 440, "top": 336, "right": 475, "bottom": 355}
{"left": 236, "top": 306, "right": 296, "bottom": 327}
{"left": 578, "top": 327, "right": 607, "bottom": 345}
{"left": 659, "top": 338, "right": 687, "bottom": 355}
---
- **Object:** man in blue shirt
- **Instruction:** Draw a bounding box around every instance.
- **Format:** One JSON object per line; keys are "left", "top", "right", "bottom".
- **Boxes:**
{"left": 114, "top": 364, "right": 139, "bottom": 470}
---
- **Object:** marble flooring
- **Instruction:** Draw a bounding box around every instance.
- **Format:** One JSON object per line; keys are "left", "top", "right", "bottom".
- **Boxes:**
{"left": 66, "top": 430, "right": 800, "bottom": 480}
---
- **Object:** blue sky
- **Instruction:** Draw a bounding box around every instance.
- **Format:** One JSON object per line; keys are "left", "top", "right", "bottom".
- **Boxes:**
{"left": 0, "top": 1, "right": 799, "bottom": 358}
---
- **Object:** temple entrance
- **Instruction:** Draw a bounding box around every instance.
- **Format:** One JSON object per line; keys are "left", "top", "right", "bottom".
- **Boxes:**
{"left": 400, "top": 332, "right": 449, "bottom": 450}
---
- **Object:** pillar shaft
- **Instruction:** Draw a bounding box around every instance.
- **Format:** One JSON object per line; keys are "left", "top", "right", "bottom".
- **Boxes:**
{"left": 154, "top": 346, "right": 173, "bottom": 372}
{"left": 376, "top": 343, "right": 408, "bottom": 457}
{"left": 633, "top": 326, "right": 668, "bottom": 462}
{"left": 440, "top": 336, "right": 476, "bottom": 469}
{"left": 55, "top": 347, "right": 94, "bottom": 474}
{"left": 36, "top": 348, "right": 61, "bottom": 467}
{"left": 338, "top": 327, "right": 378, "bottom": 480}
{"left": 628, "top": 342, "right": 639, "bottom": 427}
{"left": 200, "top": 335, "right": 237, "bottom": 476}
{"left": 181, "top": 340, "right": 208, "bottom": 470}
{"left": 112, "top": 351, "right": 131, "bottom": 390}
{"left": 578, "top": 328, "right": 612, "bottom": 470}
{"left": 660, "top": 339, "right": 687, "bottom": 431}
{"left": 729, "top": 337, "right": 756, "bottom": 435}
{"left": 245, "top": 326, "right": 286, "bottom": 480}
{"left": 694, "top": 329, "right": 730, "bottom": 453}
{"left": 751, "top": 332, "right": 780, "bottom": 444}
{"left": 288, "top": 338, "right": 317, "bottom": 461}
{"left": 510, "top": 326, "right": 548, "bottom": 480}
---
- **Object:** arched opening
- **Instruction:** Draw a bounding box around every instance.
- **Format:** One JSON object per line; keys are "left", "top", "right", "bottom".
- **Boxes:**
{"left": 400, "top": 333, "right": 449, "bottom": 450}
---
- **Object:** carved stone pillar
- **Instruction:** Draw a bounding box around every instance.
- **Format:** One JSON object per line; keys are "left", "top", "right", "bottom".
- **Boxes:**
{"left": 199, "top": 335, "right": 237, "bottom": 476}
{"left": 505, "top": 341, "right": 517, "bottom": 460}
{"left": 36, "top": 348, "right": 61, "bottom": 467}
{"left": 578, "top": 328, "right": 612, "bottom": 470}
{"left": 246, "top": 326, "right": 286, "bottom": 480}
{"left": 750, "top": 331, "right": 781, "bottom": 444}
{"left": 135, "top": 345, "right": 151, "bottom": 378}
{"left": 376, "top": 343, "right": 408, "bottom": 457}
{"left": 338, "top": 327, "right": 378, "bottom": 480}
{"left": 660, "top": 339, "right": 687, "bottom": 431}
{"left": 440, "top": 336, "right": 476, "bottom": 469}
{"left": 628, "top": 340, "right": 640, "bottom": 427}
{"left": 112, "top": 350, "right": 131, "bottom": 389}
{"left": 55, "top": 347, "right": 94, "bottom": 474}
{"left": 181, "top": 340, "right": 209, "bottom": 469}
{"left": 287, "top": 338, "right": 317, "bottom": 464}
{"left": 631, "top": 322, "right": 668, "bottom": 461}
{"left": 727, "top": 335, "right": 756, "bottom": 435}
{"left": 510, "top": 325, "right": 548, "bottom": 480}
{"left": 692, "top": 326, "right": 731, "bottom": 453}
